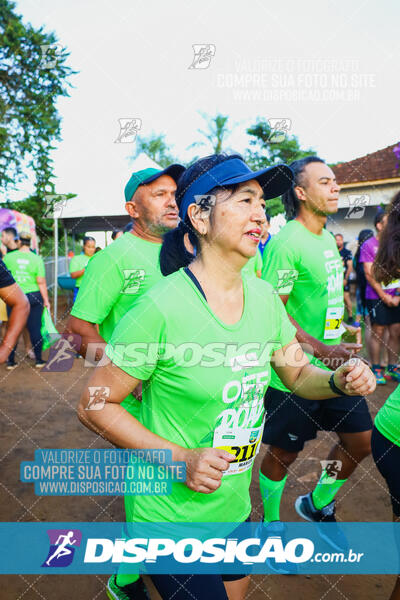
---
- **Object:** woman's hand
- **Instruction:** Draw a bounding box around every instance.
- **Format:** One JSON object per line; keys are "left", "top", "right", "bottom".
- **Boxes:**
{"left": 182, "top": 447, "right": 235, "bottom": 494}
{"left": 333, "top": 358, "right": 376, "bottom": 396}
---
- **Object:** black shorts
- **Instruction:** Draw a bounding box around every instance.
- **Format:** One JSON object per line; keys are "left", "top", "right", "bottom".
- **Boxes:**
{"left": 371, "top": 426, "right": 400, "bottom": 517}
{"left": 366, "top": 298, "right": 400, "bottom": 326}
{"left": 262, "top": 387, "right": 372, "bottom": 452}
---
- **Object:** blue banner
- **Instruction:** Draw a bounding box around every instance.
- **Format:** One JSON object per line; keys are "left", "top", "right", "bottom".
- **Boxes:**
{"left": 0, "top": 522, "right": 399, "bottom": 574}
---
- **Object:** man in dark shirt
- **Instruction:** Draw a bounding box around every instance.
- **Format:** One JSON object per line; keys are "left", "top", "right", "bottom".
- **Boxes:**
{"left": 335, "top": 233, "right": 353, "bottom": 322}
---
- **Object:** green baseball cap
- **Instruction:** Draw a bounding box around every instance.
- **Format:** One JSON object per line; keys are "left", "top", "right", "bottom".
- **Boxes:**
{"left": 124, "top": 164, "right": 185, "bottom": 203}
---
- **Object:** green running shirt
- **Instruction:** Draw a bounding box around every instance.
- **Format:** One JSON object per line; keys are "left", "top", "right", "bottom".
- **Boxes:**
{"left": 71, "top": 233, "right": 163, "bottom": 343}
{"left": 105, "top": 269, "right": 296, "bottom": 524}
{"left": 261, "top": 220, "right": 344, "bottom": 393}
{"left": 3, "top": 250, "right": 45, "bottom": 294}
{"left": 69, "top": 253, "right": 92, "bottom": 287}
{"left": 375, "top": 384, "right": 400, "bottom": 446}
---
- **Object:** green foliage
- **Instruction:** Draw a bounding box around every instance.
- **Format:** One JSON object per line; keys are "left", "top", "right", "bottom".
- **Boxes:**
{"left": 134, "top": 133, "right": 178, "bottom": 168}
{"left": 190, "top": 112, "right": 231, "bottom": 154}
{"left": 0, "top": 0, "right": 75, "bottom": 193}
{"left": 245, "top": 118, "right": 315, "bottom": 170}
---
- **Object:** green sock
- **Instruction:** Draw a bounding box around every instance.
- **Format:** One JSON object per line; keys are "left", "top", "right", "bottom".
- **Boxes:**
{"left": 312, "top": 469, "right": 347, "bottom": 510}
{"left": 259, "top": 470, "right": 287, "bottom": 523}
{"left": 116, "top": 572, "right": 139, "bottom": 587}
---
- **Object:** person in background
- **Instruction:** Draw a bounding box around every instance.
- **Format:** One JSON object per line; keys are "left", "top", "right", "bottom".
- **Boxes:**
{"left": 360, "top": 212, "right": 400, "bottom": 385}
{"left": 335, "top": 233, "right": 354, "bottom": 322}
{"left": 258, "top": 213, "right": 271, "bottom": 258}
{"left": 371, "top": 190, "right": 400, "bottom": 600}
{"left": 3, "top": 234, "right": 50, "bottom": 369}
{"left": 69, "top": 236, "right": 96, "bottom": 303}
{"left": 111, "top": 229, "right": 123, "bottom": 241}
{"left": 1, "top": 227, "right": 19, "bottom": 253}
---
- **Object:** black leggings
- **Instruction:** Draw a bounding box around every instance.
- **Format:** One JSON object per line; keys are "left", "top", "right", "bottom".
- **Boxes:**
{"left": 8, "top": 291, "right": 43, "bottom": 363}
{"left": 371, "top": 426, "right": 400, "bottom": 517}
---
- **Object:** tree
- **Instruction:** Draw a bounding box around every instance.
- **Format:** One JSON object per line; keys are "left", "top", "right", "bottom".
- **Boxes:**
{"left": 0, "top": 0, "right": 75, "bottom": 194}
{"left": 190, "top": 112, "right": 231, "bottom": 154}
{"left": 246, "top": 118, "right": 315, "bottom": 216}
{"left": 134, "top": 133, "right": 178, "bottom": 168}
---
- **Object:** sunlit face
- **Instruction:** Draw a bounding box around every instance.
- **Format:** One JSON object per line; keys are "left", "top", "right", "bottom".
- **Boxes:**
{"left": 1, "top": 231, "right": 11, "bottom": 246}
{"left": 295, "top": 162, "right": 340, "bottom": 216}
{"left": 205, "top": 179, "right": 266, "bottom": 260}
{"left": 127, "top": 175, "right": 179, "bottom": 236}
{"left": 335, "top": 234, "right": 343, "bottom": 250}
{"left": 84, "top": 239, "right": 96, "bottom": 257}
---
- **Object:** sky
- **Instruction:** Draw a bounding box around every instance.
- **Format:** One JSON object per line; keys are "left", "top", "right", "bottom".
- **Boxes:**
{"left": 9, "top": 0, "right": 400, "bottom": 207}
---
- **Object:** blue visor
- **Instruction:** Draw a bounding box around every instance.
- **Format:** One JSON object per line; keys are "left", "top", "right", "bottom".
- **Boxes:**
{"left": 179, "top": 158, "right": 293, "bottom": 219}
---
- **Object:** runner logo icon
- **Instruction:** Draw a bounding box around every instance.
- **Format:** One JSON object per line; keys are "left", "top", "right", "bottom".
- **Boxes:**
{"left": 122, "top": 269, "right": 146, "bottom": 294}
{"left": 42, "top": 529, "right": 82, "bottom": 567}
{"left": 276, "top": 269, "right": 298, "bottom": 294}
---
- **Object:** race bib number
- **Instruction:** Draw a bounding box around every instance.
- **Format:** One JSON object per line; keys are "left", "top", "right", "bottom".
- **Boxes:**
{"left": 324, "top": 306, "right": 345, "bottom": 340}
{"left": 213, "top": 415, "right": 265, "bottom": 476}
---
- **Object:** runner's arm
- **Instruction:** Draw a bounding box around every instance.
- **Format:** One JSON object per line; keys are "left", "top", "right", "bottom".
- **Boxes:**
{"left": 278, "top": 294, "right": 362, "bottom": 368}
{"left": 0, "top": 283, "right": 29, "bottom": 363}
{"left": 78, "top": 362, "right": 234, "bottom": 493}
{"left": 70, "top": 268, "right": 85, "bottom": 279}
{"left": 65, "top": 315, "right": 106, "bottom": 362}
{"left": 363, "top": 262, "right": 397, "bottom": 306}
{"left": 344, "top": 258, "right": 352, "bottom": 285}
{"left": 37, "top": 276, "right": 50, "bottom": 310}
{"left": 272, "top": 338, "right": 375, "bottom": 399}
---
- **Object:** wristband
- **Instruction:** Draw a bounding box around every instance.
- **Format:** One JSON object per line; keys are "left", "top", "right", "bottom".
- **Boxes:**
{"left": 329, "top": 372, "right": 348, "bottom": 396}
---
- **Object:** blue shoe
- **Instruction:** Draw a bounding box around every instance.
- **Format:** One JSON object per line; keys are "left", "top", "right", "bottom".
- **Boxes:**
{"left": 295, "top": 492, "right": 348, "bottom": 552}
{"left": 256, "top": 520, "right": 298, "bottom": 574}
{"left": 106, "top": 575, "right": 149, "bottom": 600}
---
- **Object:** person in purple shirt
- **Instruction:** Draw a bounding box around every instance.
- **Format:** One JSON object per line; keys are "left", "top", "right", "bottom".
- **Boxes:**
{"left": 360, "top": 211, "right": 400, "bottom": 384}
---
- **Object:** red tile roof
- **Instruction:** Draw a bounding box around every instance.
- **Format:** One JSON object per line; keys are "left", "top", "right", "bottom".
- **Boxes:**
{"left": 333, "top": 143, "right": 400, "bottom": 185}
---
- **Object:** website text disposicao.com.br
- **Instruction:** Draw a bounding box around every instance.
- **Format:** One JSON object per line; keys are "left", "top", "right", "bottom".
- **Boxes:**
{"left": 82, "top": 536, "right": 365, "bottom": 567}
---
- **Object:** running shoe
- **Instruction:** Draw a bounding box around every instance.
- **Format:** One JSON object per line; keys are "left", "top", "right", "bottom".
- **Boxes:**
{"left": 372, "top": 367, "right": 387, "bottom": 385}
{"left": 106, "top": 575, "right": 149, "bottom": 600}
{"left": 255, "top": 520, "right": 298, "bottom": 574}
{"left": 386, "top": 366, "right": 400, "bottom": 383}
{"left": 6, "top": 362, "right": 17, "bottom": 370}
{"left": 295, "top": 492, "right": 348, "bottom": 552}
{"left": 35, "top": 360, "right": 46, "bottom": 369}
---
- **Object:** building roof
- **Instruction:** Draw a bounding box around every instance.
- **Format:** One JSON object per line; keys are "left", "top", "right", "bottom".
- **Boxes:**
{"left": 333, "top": 143, "right": 400, "bottom": 185}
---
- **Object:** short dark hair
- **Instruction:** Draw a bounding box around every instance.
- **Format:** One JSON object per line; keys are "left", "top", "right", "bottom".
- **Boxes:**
{"left": 2, "top": 227, "right": 18, "bottom": 238}
{"left": 111, "top": 229, "right": 121, "bottom": 240}
{"left": 83, "top": 236, "right": 95, "bottom": 245}
{"left": 282, "top": 156, "right": 325, "bottom": 220}
{"left": 335, "top": 233, "right": 343, "bottom": 238}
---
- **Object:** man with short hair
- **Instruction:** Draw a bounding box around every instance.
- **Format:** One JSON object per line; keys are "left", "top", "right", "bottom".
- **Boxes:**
{"left": 1, "top": 227, "right": 19, "bottom": 253}
{"left": 335, "top": 233, "right": 353, "bottom": 322}
{"left": 360, "top": 212, "right": 400, "bottom": 384}
{"left": 259, "top": 157, "right": 372, "bottom": 565}
{"left": 67, "top": 164, "right": 184, "bottom": 378}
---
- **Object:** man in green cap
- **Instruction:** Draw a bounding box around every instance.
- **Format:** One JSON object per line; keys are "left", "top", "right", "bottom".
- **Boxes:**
{"left": 67, "top": 163, "right": 185, "bottom": 379}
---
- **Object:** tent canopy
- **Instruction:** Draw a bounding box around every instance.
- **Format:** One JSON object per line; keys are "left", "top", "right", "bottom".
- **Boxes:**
{"left": 60, "top": 153, "right": 160, "bottom": 233}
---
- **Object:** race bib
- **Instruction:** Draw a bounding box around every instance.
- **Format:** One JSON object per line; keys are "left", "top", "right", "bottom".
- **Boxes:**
{"left": 324, "top": 306, "right": 345, "bottom": 340}
{"left": 213, "top": 415, "right": 265, "bottom": 476}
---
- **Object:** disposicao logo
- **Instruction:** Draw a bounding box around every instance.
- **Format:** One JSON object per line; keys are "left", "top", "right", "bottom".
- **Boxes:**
{"left": 42, "top": 529, "right": 82, "bottom": 567}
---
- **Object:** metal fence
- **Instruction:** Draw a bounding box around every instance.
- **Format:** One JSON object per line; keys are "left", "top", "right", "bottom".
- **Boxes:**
{"left": 44, "top": 256, "right": 69, "bottom": 289}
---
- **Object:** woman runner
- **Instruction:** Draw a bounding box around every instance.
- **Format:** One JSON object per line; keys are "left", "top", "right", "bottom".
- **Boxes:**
{"left": 78, "top": 154, "right": 375, "bottom": 600}
{"left": 371, "top": 191, "right": 400, "bottom": 600}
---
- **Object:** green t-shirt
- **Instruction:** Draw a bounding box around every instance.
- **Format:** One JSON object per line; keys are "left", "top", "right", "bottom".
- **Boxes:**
{"left": 242, "top": 249, "right": 263, "bottom": 278}
{"left": 375, "top": 384, "right": 400, "bottom": 445}
{"left": 3, "top": 250, "right": 45, "bottom": 294}
{"left": 261, "top": 219, "right": 344, "bottom": 392}
{"left": 69, "top": 253, "right": 92, "bottom": 287}
{"left": 105, "top": 269, "right": 296, "bottom": 524}
{"left": 71, "top": 233, "right": 163, "bottom": 342}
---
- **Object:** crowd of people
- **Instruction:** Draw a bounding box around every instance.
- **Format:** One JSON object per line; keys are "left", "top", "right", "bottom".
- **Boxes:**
{"left": 1, "top": 154, "right": 400, "bottom": 600}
